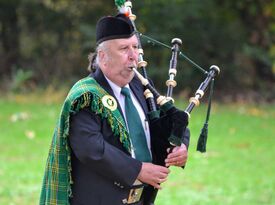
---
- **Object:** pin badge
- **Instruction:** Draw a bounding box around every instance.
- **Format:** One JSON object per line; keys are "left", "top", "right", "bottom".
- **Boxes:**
{"left": 102, "top": 95, "right": 117, "bottom": 111}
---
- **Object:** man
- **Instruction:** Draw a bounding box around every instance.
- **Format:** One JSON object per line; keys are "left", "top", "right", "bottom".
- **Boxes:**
{"left": 40, "top": 14, "right": 189, "bottom": 205}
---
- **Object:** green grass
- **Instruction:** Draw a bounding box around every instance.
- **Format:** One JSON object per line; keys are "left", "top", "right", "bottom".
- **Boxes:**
{"left": 157, "top": 102, "right": 275, "bottom": 205}
{"left": 0, "top": 95, "right": 274, "bottom": 205}
{"left": 0, "top": 97, "right": 62, "bottom": 205}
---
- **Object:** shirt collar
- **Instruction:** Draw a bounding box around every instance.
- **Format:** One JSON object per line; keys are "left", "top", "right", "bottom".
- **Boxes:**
{"left": 104, "top": 76, "right": 130, "bottom": 98}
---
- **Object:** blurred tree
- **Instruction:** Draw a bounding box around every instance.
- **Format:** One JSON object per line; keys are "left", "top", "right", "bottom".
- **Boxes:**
{"left": 0, "top": 0, "right": 20, "bottom": 78}
{"left": 214, "top": 0, "right": 275, "bottom": 89}
{"left": 0, "top": 0, "right": 114, "bottom": 88}
{"left": 134, "top": 0, "right": 274, "bottom": 100}
{"left": 17, "top": 0, "right": 114, "bottom": 84}
{"left": 0, "top": 0, "right": 274, "bottom": 101}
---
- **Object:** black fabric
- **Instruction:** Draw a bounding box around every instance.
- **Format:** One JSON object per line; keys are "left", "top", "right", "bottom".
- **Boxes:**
{"left": 165, "top": 106, "right": 189, "bottom": 146}
{"left": 69, "top": 108, "right": 143, "bottom": 205}
{"left": 69, "top": 69, "right": 145, "bottom": 205}
{"left": 96, "top": 14, "right": 135, "bottom": 44}
{"left": 149, "top": 106, "right": 189, "bottom": 166}
{"left": 144, "top": 106, "right": 189, "bottom": 205}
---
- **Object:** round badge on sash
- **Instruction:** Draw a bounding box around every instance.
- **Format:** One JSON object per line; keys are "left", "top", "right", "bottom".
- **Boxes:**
{"left": 102, "top": 95, "right": 117, "bottom": 111}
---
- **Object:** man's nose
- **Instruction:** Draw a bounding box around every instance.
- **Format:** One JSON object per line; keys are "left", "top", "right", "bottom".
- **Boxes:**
{"left": 128, "top": 48, "right": 138, "bottom": 61}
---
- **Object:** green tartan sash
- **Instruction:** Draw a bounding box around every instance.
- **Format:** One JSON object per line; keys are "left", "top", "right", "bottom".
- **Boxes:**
{"left": 39, "top": 76, "right": 130, "bottom": 205}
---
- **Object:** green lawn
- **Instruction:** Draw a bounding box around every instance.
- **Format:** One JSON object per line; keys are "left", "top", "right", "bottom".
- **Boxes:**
{"left": 0, "top": 95, "right": 274, "bottom": 205}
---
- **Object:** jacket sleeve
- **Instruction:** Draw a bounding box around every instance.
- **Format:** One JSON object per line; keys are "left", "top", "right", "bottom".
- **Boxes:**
{"left": 182, "top": 128, "right": 190, "bottom": 149}
{"left": 69, "top": 108, "right": 142, "bottom": 188}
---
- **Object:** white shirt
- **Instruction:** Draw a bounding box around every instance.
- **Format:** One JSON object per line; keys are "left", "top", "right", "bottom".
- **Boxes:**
{"left": 105, "top": 76, "right": 152, "bottom": 158}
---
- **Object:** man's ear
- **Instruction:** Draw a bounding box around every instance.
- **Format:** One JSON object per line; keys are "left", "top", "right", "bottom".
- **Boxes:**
{"left": 98, "top": 50, "right": 106, "bottom": 65}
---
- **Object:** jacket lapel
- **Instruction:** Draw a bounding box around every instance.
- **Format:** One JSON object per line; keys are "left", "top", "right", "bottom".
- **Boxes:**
{"left": 91, "top": 69, "right": 124, "bottom": 117}
{"left": 91, "top": 68, "right": 149, "bottom": 119}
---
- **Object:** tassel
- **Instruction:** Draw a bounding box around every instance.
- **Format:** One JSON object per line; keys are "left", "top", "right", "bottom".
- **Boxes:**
{"left": 114, "top": 0, "right": 126, "bottom": 8}
{"left": 197, "top": 122, "right": 208, "bottom": 152}
{"left": 196, "top": 79, "right": 214, "bottom": 153}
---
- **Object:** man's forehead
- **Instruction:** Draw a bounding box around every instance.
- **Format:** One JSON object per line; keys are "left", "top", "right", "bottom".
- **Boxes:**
{"left": 107, "top": 35, "right": 138, "bottom": 45}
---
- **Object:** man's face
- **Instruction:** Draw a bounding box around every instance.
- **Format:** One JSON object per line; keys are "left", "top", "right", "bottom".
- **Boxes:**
{"left": 99, "top": 35, "right": 139, "bottom": 87}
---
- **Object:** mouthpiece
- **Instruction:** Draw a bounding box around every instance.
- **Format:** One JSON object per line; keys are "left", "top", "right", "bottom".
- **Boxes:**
{"left": 132, "top": 67, "right": 149, "bottom": 86}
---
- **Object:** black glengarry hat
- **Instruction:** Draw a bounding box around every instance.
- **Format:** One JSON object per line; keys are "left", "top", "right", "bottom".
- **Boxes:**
{"left": 96, "top": 14, "right": 135, "bottom": 44}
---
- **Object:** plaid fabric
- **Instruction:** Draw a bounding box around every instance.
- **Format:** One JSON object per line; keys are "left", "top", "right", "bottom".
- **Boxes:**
{"left": 39, "top": 76, "right": 130, "bottom": 205}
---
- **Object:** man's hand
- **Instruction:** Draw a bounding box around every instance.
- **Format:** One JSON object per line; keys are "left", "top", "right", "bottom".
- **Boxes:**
{"left": 137, "top": 163, "right": 170, "bottom": 189}
{"left": 165, "top": 144, "right": 188, "bottom": 167}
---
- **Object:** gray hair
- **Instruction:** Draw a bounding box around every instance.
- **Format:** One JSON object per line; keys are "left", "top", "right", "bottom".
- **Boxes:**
{"left": 87, "top": 42, "right": 108, "bottom": 72}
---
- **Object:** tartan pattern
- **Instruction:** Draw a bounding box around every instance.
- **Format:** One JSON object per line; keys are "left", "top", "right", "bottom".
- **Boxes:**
{"left": 39, "top": 76, "right": 130, "bottom": 205}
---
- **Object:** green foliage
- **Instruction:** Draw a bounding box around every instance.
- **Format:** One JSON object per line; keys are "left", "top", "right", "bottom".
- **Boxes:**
{"left": 0, "top": 0, "right": 274, "bottom": 101}
{"left": 11, "top": 68, "right": 34, "bottom": 93}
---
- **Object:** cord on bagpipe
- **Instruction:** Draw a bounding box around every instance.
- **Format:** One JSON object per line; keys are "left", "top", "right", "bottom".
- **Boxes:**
{"left": 138, "top": 32, "right": 220, "bottom": 152}
{"left": 137, "top": 32, "right": 221, "bottom": 152}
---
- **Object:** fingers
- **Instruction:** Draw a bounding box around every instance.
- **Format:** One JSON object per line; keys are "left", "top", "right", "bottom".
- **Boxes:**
{"left": 152, "top": 182, "right": 162, "bottom": 189}
{"left": 137, "top": 163, "right": 170, "bottom": 189}
{"left": 165, "top": 157, "right": 183, "bottom": 167}
{"left": 165, "top": 154, "right": 187, "bottom": 167}
{"left": 137, "top": 145, "right": 188, "bottom": 189}
{"left": 153, "top": 165, "right": 169, "bottom": 187}
{"left": 158, "top": 165, "right": 170, "bottom": 174}
{"left": 165, "top": 145, "right": 188, "bottom": 167}
{"left": 151, "top": 172, "right": 169, "bottom": 189}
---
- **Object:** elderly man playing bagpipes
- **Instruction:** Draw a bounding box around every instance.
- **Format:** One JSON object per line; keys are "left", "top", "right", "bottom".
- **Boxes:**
{"left": 39, "top": 13, "right": 191, "bottom": 205}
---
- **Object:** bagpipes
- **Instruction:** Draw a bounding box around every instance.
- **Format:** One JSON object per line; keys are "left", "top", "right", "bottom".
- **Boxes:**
{"left": 114, "top": 1, "right": 220, "bottom": 204}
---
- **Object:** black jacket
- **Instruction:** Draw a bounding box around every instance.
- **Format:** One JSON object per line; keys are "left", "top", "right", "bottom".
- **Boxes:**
{"left": 69, "top": 69, "right": 190, "bottom": 205}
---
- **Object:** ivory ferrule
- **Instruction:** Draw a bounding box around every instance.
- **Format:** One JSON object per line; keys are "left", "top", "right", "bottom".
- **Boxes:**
{"left": 172, "top": 38, "right": 182, "bottom": 45}
{"left": 157, "top": 96, "right": 169, "bottom": 106}
{"left": 129, "top": 14, "right": 136, "bottom": 21}
{"left": 138, "top": 48, "right": 144, "bottom": 55}
{"left": 189, "top": 97, "right": 200, "bottom": 106}
{"left": 124, "top": 2, "right": 136, "bottom": 21}
{"left": 166, "top": 96, "right": 175, "bottom": 103}
{"left": 144, "top": 89, "right": 153, "bottom": 99}
{"left": 210, "top": 65, "right": 220, "bottom": 75}
{"left": 138, "top": 60, "right": 148, "bottom": 68}
{"left": 169, "top": 68, "right": 177, "bottom": 76}
{"left": 125, "top": 1, "right": 133, "bottom": 8}
{"left": 195, "top": 89, "right": 204, "bottom": 98}
{"left": 166, "top": 79, "right": 177, "bottom": 87}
